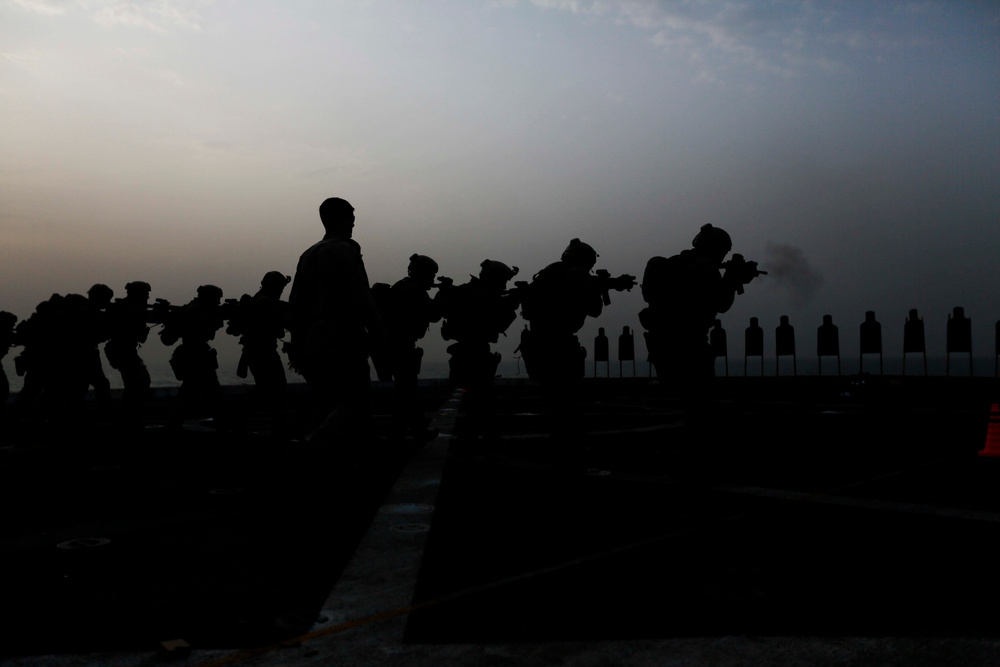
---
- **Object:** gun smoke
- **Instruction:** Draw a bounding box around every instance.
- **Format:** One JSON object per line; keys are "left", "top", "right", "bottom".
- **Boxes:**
{"left": 764, "top": 243, "right": 823, "bottom": 309}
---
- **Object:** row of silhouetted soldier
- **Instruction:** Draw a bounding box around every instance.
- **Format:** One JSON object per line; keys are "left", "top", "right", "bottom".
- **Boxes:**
{"left": 1, "top": 212, "right": 760, "bottom": 441}
{"left": 0, "top": 276, "right": 295, "bottom": 431}
{"left": 0, "top": 200, "right": 992, "bottom": 444}
{"left": 0, "top": 277, "right": 990, "bottom": 437}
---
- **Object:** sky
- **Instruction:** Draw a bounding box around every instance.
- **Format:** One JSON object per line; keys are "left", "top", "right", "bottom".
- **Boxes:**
{"left": 2, "top": 0, "right": 999, "bottom": 380}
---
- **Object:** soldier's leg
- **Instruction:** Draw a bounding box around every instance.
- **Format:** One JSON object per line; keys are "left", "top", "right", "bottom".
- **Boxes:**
{"left": 390, "top": 344, "right": 422, "bottom": 436}
{"left": 251, "top": 349, "right": 288, "bottom": 434}
{"left": 120, "top": 354, "right": 151, "bottom": 424}
{"left": 547, "top": 336, "right": 587, "bottom": 446}
{"left": 88, "top": 348, "right": 112, "bottom": 414}
{"left": 448, "top": 342, "right": 499, "bottom": 445}
{"left": 467, "top": 349, "right": 501, "bottom": 443}
{"left": 317, "top": 355, "right": 374, "bottom": 445}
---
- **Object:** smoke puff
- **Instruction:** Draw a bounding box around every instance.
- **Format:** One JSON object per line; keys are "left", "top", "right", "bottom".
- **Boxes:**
{"left": 764, "top": 243, "right": 823, "bottom": 309}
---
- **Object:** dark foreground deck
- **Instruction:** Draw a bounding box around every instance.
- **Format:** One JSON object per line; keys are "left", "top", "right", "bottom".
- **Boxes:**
{"left": 2, "top": 375, "right": 1000, "bottom": 666}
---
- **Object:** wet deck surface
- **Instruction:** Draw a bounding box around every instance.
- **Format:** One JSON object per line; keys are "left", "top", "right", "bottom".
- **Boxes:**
{"left": 3, "top": 376, "right": 1000, "bottom": 665}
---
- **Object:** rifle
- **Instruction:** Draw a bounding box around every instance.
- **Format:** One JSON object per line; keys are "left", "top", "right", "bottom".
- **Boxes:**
{"left": 432, "top": 276, "right": 454, "bottom": 289}
{"left": 503, "top": 280, "right": 532, "bottom": 302}
{"left": 593, "top": 269, "right": 637, "bottom": 306}
{"left": 720, "top": 254, "right": 766, "bottom": 295}
{"left": 147, "top": 298, "right": 179, "bottom": 325}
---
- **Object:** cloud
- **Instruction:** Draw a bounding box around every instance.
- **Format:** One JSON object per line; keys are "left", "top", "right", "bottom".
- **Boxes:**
{"left": 527, "top": 0, "right": 608, "bottom": 15}
{"left": 9, "top": 0, "right": 73, "bottom": 15}
{"left": 93, "top": 1, "right": 204, "bottom": 32}
{"left": 1, "top": 49, "right": 41, "bottom": 67}
{"left": 515, "top": 0, "right": 947, "bottom": 82}
{"left": 518, "top": 0, "right": 810, "bottom": 81}
{"left": 764, "top": 243, "right": 824, "bottom": 310}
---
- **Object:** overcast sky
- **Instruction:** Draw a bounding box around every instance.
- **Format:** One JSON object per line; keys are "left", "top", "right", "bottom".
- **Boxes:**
{"left": 2, "top": 0, "right": 998, "bottom": 375}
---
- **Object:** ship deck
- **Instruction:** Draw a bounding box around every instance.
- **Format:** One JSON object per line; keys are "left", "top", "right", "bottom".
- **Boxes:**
{"left": 3, "top": 375, "right": 1000, "bottom": 666}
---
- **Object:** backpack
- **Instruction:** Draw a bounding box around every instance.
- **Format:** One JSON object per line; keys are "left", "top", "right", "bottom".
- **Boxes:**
{"left": 638, "top": 254, "right": 686, "bottom": 332}
{"left": 518, "top": 262, "right": 565, "bottom": 323}
{"left": 641, "top": 254, "right": 685, "bottom": 308}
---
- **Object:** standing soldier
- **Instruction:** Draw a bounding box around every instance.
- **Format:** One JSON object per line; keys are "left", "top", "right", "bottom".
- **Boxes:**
{"left": 639, "top": 224, "right": 762, "bottom": 384}
{"left": 83, "top": 284, "right": 114, "bottom": 417}
{"left": 517, "top": 238, "right": 635, "bottom": 442}
{"left": 437, "top": 260, "right": 520, "bottom": 445}
{"left": 14, "top": 293, "right": 96, "bottom": 425}
{"left": 105, "top": 282, "right": 154, "bottom": 424}
{"left": 33, "top": 294, "right": 81, "bottom": 423}
{"left": 287, "top": 197, "right": 388, "bottom": 445}
{"left": 11, "top": 298, "right": 54, "bottom": 419}
{"left": 640, "top": 224, "right": 762, "bottom": 429}
{"left": 228, "top": 271, "right": 292, "bottom": 435}
{"left": 160, "top": 285, "right": 227, "bottom": 430}
{"left": 379, "top": 254, "right": 449, "bottom": 441}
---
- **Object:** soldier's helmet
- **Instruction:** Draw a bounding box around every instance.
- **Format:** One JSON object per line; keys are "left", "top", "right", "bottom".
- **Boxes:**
{"left": 87, "top": 283, "right": 114, "bottom": 304}
{"left": 261, "top": 271, "right": 291, "bottom": 290}
{"left": 479, "top": 260, "right": 518, "bottom": 285}
{"left": 196, "top": 285, "right": 224, "bottom": 304}
{"left": 560, "top": 238, "right": 598, "bottom": 270}
{"left": 407, "top": 254, "right": 439, "bottom": 277}
{"left": 125, "top": 281, "right": 152, "bottom": 296}
{"left": 691, "top": 224, "right": 732, "bottom": 257}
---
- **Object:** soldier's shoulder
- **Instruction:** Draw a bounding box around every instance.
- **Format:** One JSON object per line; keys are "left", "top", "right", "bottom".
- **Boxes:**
{"left": 298, "top": 237, "right": 362, "bottom": 263}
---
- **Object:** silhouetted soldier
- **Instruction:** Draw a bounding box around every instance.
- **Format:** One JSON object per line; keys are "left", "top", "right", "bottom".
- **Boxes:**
{"left": 520, "top": 239, "right": 634, "bottom": 382}
{"left": 438, "top": 259, "right": 519, "bottom": 445}
{"left": 287, "top": 197, "right": 388, "bottom": 445}
{"left": 0, "top": 311, "right": 17, "bottom": 422}
{"left": 13, "top": 293, "right": 92, "bottom": 425}
{"left": 57, "top": 292, "right": 101, "bottom": 419}
{"left": 640, "top": 224, "right": 761, "bottom": 386}
{"left": 105, "top": 281, "right": 154, "bottom": 422}
{"left": 518, "top": 239, "right": 635, "bottom": 441}
{"left": 160, "top": 285, "right": 227, "bottom": 429}
{"left": 83, "top": 284, "right": 114, "bottom": 416}
{"left": 228, "top": 271, "right": 292, "bottom": 435}
{"left": 11, "top": 298, "right": 52, "bottom": 418}
{"left": 380, "top": 254, "right": 448, "bottom": 441}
